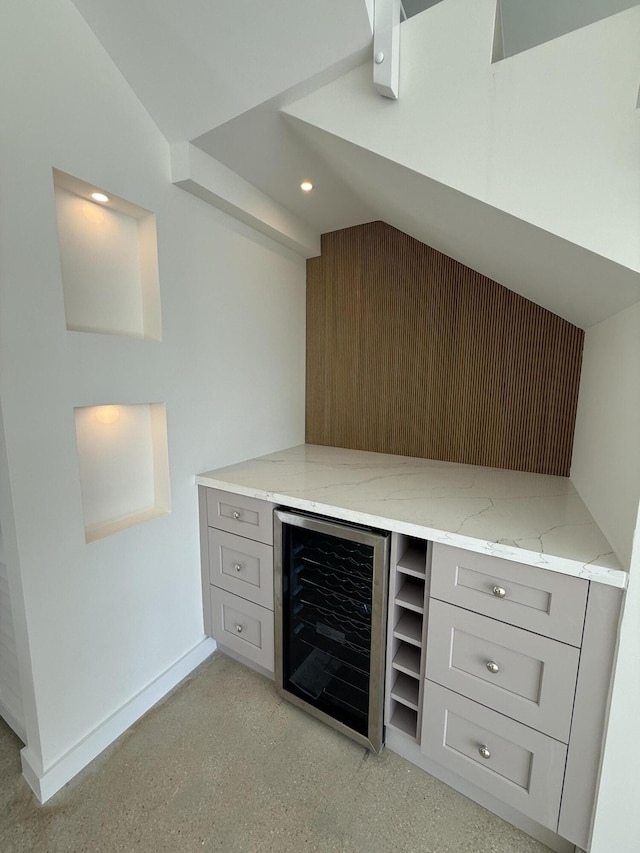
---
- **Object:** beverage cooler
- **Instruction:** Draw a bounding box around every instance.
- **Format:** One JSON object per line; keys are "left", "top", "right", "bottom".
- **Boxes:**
{"left": 274, "top": 509, "right": 390, "bottom": 752}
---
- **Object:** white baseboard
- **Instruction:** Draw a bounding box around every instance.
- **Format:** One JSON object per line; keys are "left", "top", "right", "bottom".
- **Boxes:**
{"left": 21, "top": 636, "right": 216, "bottom": 803}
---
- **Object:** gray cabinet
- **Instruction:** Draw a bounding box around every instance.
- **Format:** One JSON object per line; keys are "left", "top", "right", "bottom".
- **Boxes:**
{"left": 383, "top": 539, "right": 622, "bottom": 852}
{"left": 199, "top": 487, "right": 275, "bottom": 675}
{"left": 207, "top": 528, "right": 274, "bottom": 609}
{"left": 425, "top": 599, "right": 580, "bottom": 741}
{"left": 205, "top": 488, "right": 274, "bottom": 545}
{"left": 429, "top": 543, "right": 588, "bottom": 646}
{"left": 197, "top": 491, "right": 620, "bottom": 851}
{"left": 422, "top": 682, "right": 568, "bottom": 829}
{"left": 210, "top": 587, "right": 274, "bottom": 672}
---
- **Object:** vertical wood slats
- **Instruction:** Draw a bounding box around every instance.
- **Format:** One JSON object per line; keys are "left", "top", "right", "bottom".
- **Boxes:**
{"left": 305, "top": 222, "right": 584, "bottom": 477}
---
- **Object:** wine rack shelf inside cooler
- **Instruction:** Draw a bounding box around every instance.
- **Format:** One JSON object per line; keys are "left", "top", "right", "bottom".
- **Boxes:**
{"left": 386, "top": 537, "right": 429, "bottom": 741}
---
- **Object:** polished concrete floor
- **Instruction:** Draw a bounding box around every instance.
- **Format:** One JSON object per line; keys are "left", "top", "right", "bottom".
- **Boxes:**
{"left": 0, "top": 652, "right": 553, "bottom": 852}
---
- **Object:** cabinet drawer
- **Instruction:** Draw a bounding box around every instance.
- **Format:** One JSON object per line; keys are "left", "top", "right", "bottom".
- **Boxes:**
{"left": 208, "top": 528, "right": 273, "bottom": 609}
{"left": 206, "top": 488, "right": 273, "bottom": 544}
{"left": 430, "top": 544, "right": 588, "bottom": 646}
{"left": 421, "top": 682, "right": 567, "bottom": 830}
{"left": 425, "top": 600, "right": 579, "bottom": 741}
{"left": 210, "top": 588, "right": 274, "bottom": 672}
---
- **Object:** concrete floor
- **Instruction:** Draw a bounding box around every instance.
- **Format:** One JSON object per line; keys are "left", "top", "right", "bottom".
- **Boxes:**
{"left": 0, "top": 652, "right": 553, "bottom": 852}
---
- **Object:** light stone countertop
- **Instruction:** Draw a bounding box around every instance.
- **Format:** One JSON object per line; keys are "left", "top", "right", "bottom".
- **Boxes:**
{"left": 197, "top": 444, "right": 627, "bottom": 589}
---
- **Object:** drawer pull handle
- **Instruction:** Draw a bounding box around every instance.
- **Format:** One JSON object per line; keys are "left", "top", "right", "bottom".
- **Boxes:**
{"left": 235, "top": 624, "right": 244, "bottom": 634}
{"left": 233, "top": 511, "right": 241, "bottom": 520}
{"left": 234, "top": 562, "right": 243, "bottom": 573}
{"left": 486, "top": 661, "right": 500, "bottom": 674}
{"left": 492, "top": 585, "right": 507, "bottom": 598}
{"left": 478, "top": 745, "right": 491, "bottom": 760}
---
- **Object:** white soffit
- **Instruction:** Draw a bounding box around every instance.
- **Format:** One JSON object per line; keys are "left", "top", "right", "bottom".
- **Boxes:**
{"left": 170, "top": 143, "right": 320, "bottom": 258}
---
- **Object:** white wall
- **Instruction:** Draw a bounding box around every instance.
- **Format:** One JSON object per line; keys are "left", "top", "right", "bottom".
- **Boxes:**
{"left": 570, "top": 302, "right": 640, "bottom": 851}
{"left": 571, "top": 302, "right": 640, "bottom": 568}
{"left": 0, "top": 524, "right": 25, "bottom": 739}
{"left": 590, "top": 509, "right": 640, "bottom": 853}
{"left": 0, "top": 0, "right": 305, "bottom": 785}
{"left": 499, "top": 0, "right": 640, "bottom": 58}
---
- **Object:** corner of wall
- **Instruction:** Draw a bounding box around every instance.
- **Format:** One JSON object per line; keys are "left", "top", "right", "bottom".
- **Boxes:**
{"left": 20, "top": 638, "right": 215, "bottom": 803}
{"left": 571, "top": 302, "right": 640, "bottom": 568}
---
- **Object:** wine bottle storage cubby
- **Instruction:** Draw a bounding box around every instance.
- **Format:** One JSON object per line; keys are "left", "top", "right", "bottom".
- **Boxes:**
{"left": 385, "top": 535, "right": 430, "bottom": 740}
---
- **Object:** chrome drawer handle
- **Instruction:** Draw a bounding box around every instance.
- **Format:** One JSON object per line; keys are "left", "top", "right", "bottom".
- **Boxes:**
{"left": 492, "top": 585, "right": 507, "bottom": 598}
{"left": 479, "top": 745, "right": 491, "bottom": 760}
{"left": 235, "top": 624, "right": 244, "bottom": 633}
{"left": 234, "top": 563, "right": 243, "bottom": 573}
{"left": 486, "top": 661, "right": 500, "bottom": 674}
{"left": 233, "top": 511, "right": 241, "bottom": 520}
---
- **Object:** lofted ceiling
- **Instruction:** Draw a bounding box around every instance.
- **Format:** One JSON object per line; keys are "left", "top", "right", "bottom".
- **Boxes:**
{"left": 71, "top": 0, "right": 640, "bottom": 329}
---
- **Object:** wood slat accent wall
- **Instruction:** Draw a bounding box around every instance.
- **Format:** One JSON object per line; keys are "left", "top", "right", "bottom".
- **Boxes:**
{"left": 306, "top": 222, "right": 584, "bottom": 477}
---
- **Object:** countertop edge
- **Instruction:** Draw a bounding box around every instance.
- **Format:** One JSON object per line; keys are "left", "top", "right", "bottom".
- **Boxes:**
{"left": 195, "top": 475, "right": 628, "bottom": 590}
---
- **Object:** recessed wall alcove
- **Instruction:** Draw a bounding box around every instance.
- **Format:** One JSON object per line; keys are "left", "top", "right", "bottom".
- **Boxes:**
{"left": 74, "top": 403, "right": 170, "bottom": 543}
{"left": 53, "top": 169, "right": 162, "bottom": 339}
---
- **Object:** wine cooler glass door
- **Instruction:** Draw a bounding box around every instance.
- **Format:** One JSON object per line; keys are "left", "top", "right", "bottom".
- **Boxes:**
{"left": 274, "top": 510, "right": 389, "bottom": 752}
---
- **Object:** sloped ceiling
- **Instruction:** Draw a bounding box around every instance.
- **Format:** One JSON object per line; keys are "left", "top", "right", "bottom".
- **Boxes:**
{"left": 70, "top": 0, "right": 374, "bottom": 141}
{"left": 71, "top": 0, "right": 640, "bottom": 329}
{"left": 282, "top": 116, "right": 640, "bottom": 329}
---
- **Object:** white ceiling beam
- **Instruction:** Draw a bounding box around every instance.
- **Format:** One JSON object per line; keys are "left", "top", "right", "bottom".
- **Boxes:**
{"left": 170, "top": 143, "right": 320, "bottom": 258}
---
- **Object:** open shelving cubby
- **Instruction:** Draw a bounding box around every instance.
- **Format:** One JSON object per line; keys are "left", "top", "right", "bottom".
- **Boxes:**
{"left": 53, "top": 168, "right": 161, "bottom": 340}
{"left": 385, "top": 535, "right": 430, "bottom": 741}
{"left": 74, "top": 403, "right": 170, "bottom": 543}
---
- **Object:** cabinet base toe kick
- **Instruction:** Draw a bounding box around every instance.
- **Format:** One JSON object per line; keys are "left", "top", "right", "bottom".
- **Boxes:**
{"left": 385, "top": 726, "right": 577, "bottom": 853}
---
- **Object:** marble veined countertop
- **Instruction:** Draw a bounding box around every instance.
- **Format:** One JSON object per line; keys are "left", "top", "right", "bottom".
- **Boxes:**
{"left": 197, "top": 444, "right": 627, "bottom": 589}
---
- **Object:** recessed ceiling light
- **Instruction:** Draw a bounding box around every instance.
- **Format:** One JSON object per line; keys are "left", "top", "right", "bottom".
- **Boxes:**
{"left": 300, "top": 181, "right": 313, "bottom": 192}
{"left": 91, "top": 192, "right": 109, "bottom": 203}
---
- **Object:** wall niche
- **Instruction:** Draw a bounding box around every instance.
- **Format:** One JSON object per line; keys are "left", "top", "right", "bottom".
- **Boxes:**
{"left": 53, "top": 168, "right": 161, "bottom": 340}
{"left": 74, "top": 403, "right": 170, "bottom": 543}
{"left": 306, "top": 222, "right": 584, "bottom": 477}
